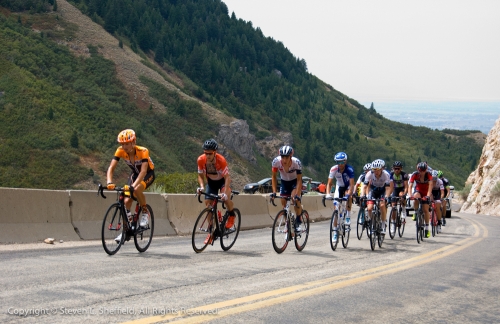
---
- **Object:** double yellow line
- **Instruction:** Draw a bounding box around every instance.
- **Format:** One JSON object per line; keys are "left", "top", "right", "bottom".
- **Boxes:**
{"left": 124, "top": 218, "right": 487, "bottom": 324}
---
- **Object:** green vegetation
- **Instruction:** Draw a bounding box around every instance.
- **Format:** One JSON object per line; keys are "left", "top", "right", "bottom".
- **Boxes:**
{"left": 0, "top": 1, "right": 484, "bottom": 191}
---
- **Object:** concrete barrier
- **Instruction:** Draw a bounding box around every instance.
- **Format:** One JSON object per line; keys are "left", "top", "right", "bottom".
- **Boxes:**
{"left": 164, "top": 194, "right": 204, "bottom": 235}
{"left": 1, "top": 188, "right": 80, "bottom": 243}
{"left": 235, "top": 194, "right": 274, "bottom": 230}
{"left": 69, "top": 191, "right": 176, "bottom": 240}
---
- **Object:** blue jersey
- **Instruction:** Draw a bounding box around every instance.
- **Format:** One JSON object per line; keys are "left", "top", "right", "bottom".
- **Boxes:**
{"left": 328, "top": 164, "right": 355, "bottom": 188}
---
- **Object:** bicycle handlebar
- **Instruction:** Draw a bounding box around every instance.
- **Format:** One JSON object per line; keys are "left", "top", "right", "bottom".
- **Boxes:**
{"left": 269, "top": 194, "right": 294, "bottom": 207}
{"left": 322, "top": 196, "right": 347, "bottom": 207}
{"left": 97, "top": 183, "right": 135, "bottom": 200}
{"left": 196, "top": 190, "right": 239, "bottom": 209}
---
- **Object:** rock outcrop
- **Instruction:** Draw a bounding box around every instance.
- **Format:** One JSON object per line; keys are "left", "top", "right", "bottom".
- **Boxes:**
{"left": 460, "top": 115, "right": 500, "bottom": 216}
{"left": 218, "top": 120, "right": 256, "bottom": 164}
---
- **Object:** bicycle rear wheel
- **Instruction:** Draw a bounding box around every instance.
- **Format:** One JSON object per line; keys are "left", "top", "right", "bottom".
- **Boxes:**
{"left": 192, "top": 208, "right": 213, "bottom": 253}
{"left": 134, "top": 204, "right": 154, "bottom": 253}
{"left": 102, "top": 203, "right": 126, "bottom": 255}
{"left": 220, "top": 208, "right": 241, "bottom": 251}
{"left": 330, "top": 210, "right": 339, "bottom": 251}
{"left": 356, "top": 208, "right": 365, "bottom": 240}
{"left": 398, "top": 207, "right": 405, "bottom": 238}
{"left": 294, "top": 210, "right": 310, "bottom": 251}
{"left": 272, "top": 210, "right": 289, "bottom": 254}
{"left": 389, "top": 207, "right": 397, "bottom": 239}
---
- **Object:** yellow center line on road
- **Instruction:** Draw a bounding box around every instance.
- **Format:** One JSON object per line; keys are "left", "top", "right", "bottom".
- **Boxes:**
{"left": 123, "top": 218, "right": 487, "bottom": 324}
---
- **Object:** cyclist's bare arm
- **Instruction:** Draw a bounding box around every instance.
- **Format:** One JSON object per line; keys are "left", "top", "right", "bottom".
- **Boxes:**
{"left": 106, "top": 159, "right": 119, "bottom": 184}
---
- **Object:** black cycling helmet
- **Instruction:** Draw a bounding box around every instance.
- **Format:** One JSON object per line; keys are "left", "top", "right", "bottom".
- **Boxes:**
{"left": 279, "top": 145, "right": 293, "bottom": 156}
{"left": 202, "top": 139, "right": 218, "bottom": 151}
{"left": 393, "top": 161, "right": 403, "bottom": 168}
{"left": 417, "top": 162, "right": 427, "bottom": 171}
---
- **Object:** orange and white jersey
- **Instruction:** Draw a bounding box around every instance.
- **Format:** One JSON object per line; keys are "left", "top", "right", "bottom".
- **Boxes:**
{"left": 113, "top": 145, "right": 154, "bottom": 174}
{"left": 197, "top": 153, "right": 229, "bottom": 181}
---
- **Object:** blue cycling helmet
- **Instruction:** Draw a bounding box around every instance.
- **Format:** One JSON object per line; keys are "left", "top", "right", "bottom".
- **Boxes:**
{"left": 334, "top": 152, "right": 347, "bottom": 162}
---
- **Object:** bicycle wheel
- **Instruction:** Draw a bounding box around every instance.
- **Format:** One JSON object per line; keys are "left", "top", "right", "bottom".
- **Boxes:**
{"left": 102, "top": 203, "right": 126, "bottom": 255}
{"left": 220, "top": 208, "right": 241, "bottom": 251}
{"left": 294, "top": 210, "right": 310, "bottom": 251}
{"left": 419, "top": 211, "right": 425, "bottom": 242}
{"left": 398, "top": 207, "right": 405, "bottom": 238}
{"left": 356, "top": 208, "right": 365, "bottom": 240}
{"left": 341, "top": 218, "right": 350, "bottom": 248}
{"left": 377, "top": 220, "right": 384, "bottom": 248}
{"left": 330, "top": 210, "right": 339, "bottom": 251}
{"left": 134, "top": 204, "right": 154, "bottom": 253}
{"left": 431, "top": 209, "right": 437, "bottom": 237}
{"left": 192, "top": 208, "right": 214, "bottom": 253}
{"left": 389, "top": 207, "right": 397, "bottom": 240}
{"left": 369, "top": 213, "right": 377, "bottom": 251}
{"left": 272, "top": 210, "right": 289, "bottom": 254}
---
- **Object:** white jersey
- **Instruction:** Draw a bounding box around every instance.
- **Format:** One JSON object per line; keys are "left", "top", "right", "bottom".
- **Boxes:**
{"left": 271, "top": 156, "right": 302, "bottom": 181}
{"left": 364, "top": 170, "right": 391, "bottom": 188}
{"left": 432, "top": 178, "right": 444, "bottom": 191}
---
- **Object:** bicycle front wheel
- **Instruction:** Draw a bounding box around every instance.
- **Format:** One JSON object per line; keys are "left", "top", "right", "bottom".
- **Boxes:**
{"left": 134, "top": 204, "right": 154, "bottom": 253}
{"left": 330, "top": 210, "right": 339, "bottom": 251}
{"left": 377, "top": 221, "right": 384, "bottom": 248}
{"left": 294, "top": 210, "right": 310, "bottom": 251}
{"left": 192, "top": 208, "right": 214, "bottom": 253}
{"left": 356, "top": 208, "right": 365, "bottom": 240}
{"left": 398, "top": 207, "right": 405, "bottom": 238}
{"left": 416, "top": 210, "right": 422, "bottom": 244}
{"left": 102, "top": 203, "right": 126, "bottom": 256}
{"left": 272, "top": 210, "right": 289, "bottom": 254}
{"left": 369, "top": 214, "right": 377, "bottom": 251}
{"left": 220, "top": 208, "right": 241, "bottom": 251}
{"left": 389, "top": 207, "right": 397, "bottom": 239}
{"left": 431, "top": 209, "right": 437, "bottom": 237}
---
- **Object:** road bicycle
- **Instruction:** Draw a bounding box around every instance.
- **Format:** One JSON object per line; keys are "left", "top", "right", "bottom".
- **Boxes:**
{"left": 270, "top": 195, "right": 310, "bottom": 254}
{"left": 410, "top": 197, "right": 427, "bottom": 244}
{"left": 388, "top": 197, "right": 405, "bottom": 239}
{"left": 192, "top": 190, "right": 241, "bottom": 253}
{"left": 323, "top": 196, "right": 350, "bottom": 251}
{"left": 367, "top": 198, "right": 385, "bottom": 251}
{"left": 356, "top": 197, "right": 370, "bottom": 240}
{"left": 98, "top": 184, "right": 154, "bottom": 255}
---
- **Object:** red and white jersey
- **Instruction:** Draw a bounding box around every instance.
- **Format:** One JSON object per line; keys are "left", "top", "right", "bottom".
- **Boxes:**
{"left": 271, "top": 156, "right": 302, "bottom": 181}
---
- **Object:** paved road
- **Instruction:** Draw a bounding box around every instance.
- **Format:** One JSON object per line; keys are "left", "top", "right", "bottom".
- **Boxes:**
{"left": 1, "top": 210, "right": 498, "bottom": 324}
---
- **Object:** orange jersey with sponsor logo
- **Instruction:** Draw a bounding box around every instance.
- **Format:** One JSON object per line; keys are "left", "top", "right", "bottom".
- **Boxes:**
{"left": 197, "top": 153, "right": 229, "bottom": 181}
{"left": 113, "top": 145, "right": 154, "bottom": 174}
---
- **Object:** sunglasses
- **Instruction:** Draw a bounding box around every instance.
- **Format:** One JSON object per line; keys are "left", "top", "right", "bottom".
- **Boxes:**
{"left": 372, "top": 168, "right": 382, "bottom": 171}
{"left": 338, "top": 161, "right": 346, "bottom": 165}
{"left": 280, "top": 155, "right": 291, "bottom": 158}
{"left": 204, "top": 151, "right": 215, "bottom": 156}
{"left": 393, "top": 168, "right": 401, "bottom": 170}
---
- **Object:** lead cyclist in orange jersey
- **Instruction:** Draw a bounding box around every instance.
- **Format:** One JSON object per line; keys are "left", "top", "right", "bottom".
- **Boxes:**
{"left": 107, "top": 129, "right": 155, "bottom": 232}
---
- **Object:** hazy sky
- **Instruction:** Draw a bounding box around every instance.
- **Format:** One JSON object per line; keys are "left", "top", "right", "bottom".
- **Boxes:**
{"left": 223, "top": 0, "right": 500, "bottom": 103}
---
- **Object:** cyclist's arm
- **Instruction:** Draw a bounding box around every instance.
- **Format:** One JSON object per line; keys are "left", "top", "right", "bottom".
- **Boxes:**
{"left": 296, "top": 173, "right": 303, "bottom": 196}
{"left": 223, "top": 172, "right": 232, "bottom": 197}
{"left": 347, "top": 178, "right": 355, "bottom": 196}
{"left": 106, "top": 158, "right": 119, "bottom": 184}
{"left": 403, "top": 180, "right": 409, "bottom": 196}
{"left": 409, "top": 181, "right": 414, "bottom": 196}
{"left": 271, "top": 170, "right": 279, "bottom": 194}
{"left": 326, "top": 177, "right": 334, "bottom": 196}
{"left": 197, "top": 172, "right": 206, "bottom": 191}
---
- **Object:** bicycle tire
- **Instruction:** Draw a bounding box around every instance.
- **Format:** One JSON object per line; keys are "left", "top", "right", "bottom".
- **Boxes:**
{"left": 420, "top": 210, "right": 425, "bottom": 242}
{"left": 398, "top": 207, "right": 405, "bottom": 238}
{"left": 330, "top": 210, "right": 339, "bottom": 251}
{"left": 356, "top": 208, "right": 365, "bottom": 240}
{"left": 389, "top": 207, "right": 397, "bottom": 239}
{"left": 369, "top": 211, "right": 377, "bottom": 251}
{"left": 134, "top": 204, "right": 154, "bottom": 253}
{"left": 294, "top": 210, "right": 310, "bottom": 251}
{"left": 272, "top": 210, "right": 289, "bottom": 254}
{"left": 102, "top": 203, "right": 126, "bottom": 256}
{"left": 192, "top": 208, "right": 213, "bottom": 253}
{"left": 431, "top": 208, "right": 437, "bottom": 237}
{"left": 220, "top": 208, "right": 241, "bottom": 251}
{"left": 341, "top": 217, "right": 350, "bottom": 248}
{"left": 377, "top": 220, "right": 384, "bottom": 248}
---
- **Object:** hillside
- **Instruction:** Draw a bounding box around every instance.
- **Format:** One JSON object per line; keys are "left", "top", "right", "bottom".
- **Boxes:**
{"left": 0, "top": 0, "right": 483, "bottom": 191}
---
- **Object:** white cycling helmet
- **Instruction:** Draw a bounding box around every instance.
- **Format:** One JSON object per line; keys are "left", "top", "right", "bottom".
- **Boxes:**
{"left": 371, "top": 160, "right": 384, "bottom": 170}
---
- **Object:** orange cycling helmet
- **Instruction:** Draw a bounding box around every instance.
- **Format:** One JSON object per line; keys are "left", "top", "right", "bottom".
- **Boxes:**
{"left": 117, "top": 129, "right": 136, "bottom": 144}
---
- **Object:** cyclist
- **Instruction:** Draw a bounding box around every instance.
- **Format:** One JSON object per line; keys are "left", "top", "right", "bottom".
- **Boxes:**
{"left": 354, "top": 163, "right": 371, "bottom": 206}
{"left": 438, "top": 170, "right": 451, "bottom": 226}
{"left": 196, "top": 139, "right": 236, "bottom": 244}
{"left": 326, "top": 152, "right": 355, "bottom": 241}
{"left": 389, "top": 161, "right": 409, "bottom": 234}
{"left": 431, "top": 170, "right": 445, "bottom": 233}
{"left": 362, "top": 159, "right": 392, "bottom": 234}
{"left": 409, "top": 162, "right": 434, "bottom": 238}
{"left": 270, "top": 145, "right": 304, "bottom": 233}
{"left": 107, "top": 129, "right": 155, "bottom": 242}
